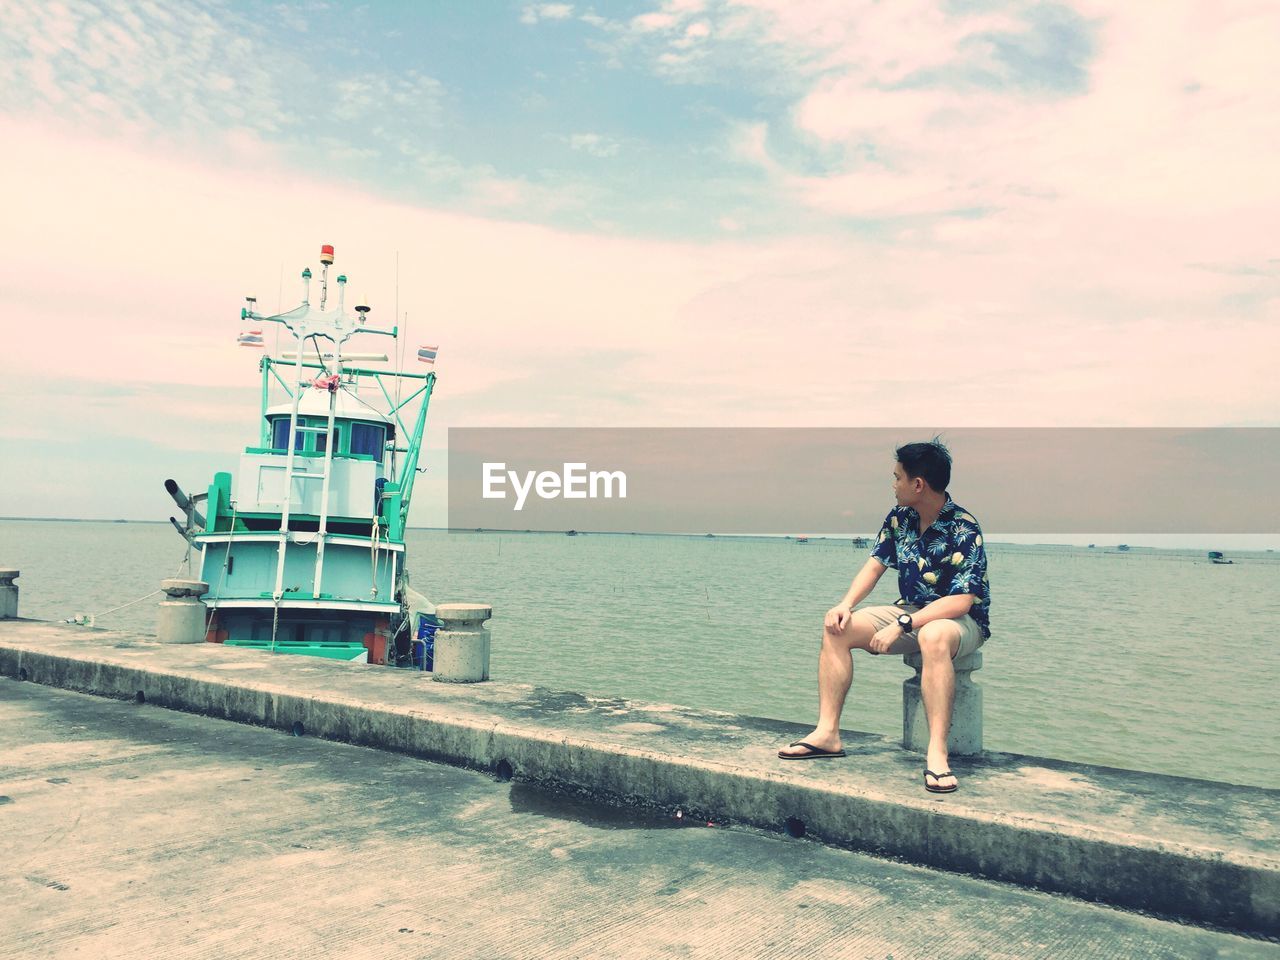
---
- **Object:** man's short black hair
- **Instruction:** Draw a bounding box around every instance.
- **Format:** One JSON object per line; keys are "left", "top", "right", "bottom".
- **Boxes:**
{"left": 896, "top": 438, "right": 951, "bottom": 493}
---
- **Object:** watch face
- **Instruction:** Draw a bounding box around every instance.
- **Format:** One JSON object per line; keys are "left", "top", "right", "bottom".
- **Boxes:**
{"left": 898, "top": 614, "right": 912, "bottom": 628}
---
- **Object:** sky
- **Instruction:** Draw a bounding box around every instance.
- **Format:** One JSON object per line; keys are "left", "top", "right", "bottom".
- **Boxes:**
{"left": 1, "top": 0, "right": 1278, "bottom": 544}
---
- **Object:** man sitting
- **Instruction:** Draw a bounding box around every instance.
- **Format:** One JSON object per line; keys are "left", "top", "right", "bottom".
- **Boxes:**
{"left": 778, "top": 440, "right": 991, "bottom": 793}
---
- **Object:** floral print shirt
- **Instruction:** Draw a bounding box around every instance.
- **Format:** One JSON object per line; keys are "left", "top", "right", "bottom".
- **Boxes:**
{"left": 870, "top": 494, "right": 991, "bottom": 638}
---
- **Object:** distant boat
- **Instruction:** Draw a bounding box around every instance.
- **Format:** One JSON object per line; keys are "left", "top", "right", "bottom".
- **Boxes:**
{"left": 565, "top": 529, "right": 578, "bottom": 537}
{"left": 1087, "top": 544, "right": 1096, "bottom": 549}
{"left": 795, "top": 536, "right": 809, "bottom": 544}
{"left": 1117, "top": 544, "right": 1130, "bottom": 552}
{"left": 1207, "top": 551, "right": 1233, "bottom": 565}
{"left": 705, "top": 533, "right": 715, "bottom": 538}
{"left": 851, "top": 536, "right": 869, "bottom": 547}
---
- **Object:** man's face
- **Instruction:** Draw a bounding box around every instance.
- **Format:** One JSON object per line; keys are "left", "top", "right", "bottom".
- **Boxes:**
{"left": 892, "top": 462, "right": 922, "bottom": 507}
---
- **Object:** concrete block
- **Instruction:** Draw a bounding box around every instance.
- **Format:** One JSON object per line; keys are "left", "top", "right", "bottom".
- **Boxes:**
{"left": 433, "top": 603, "right": 491, "bottom": 683}
{"left": 157, "top": 579, "right": 209, "bottom": 644}
{"left": 902, "top": 650, "right": 983, "bottom": 756}
{"left": 0, "top": 569, "right": 17, "bottom": 620}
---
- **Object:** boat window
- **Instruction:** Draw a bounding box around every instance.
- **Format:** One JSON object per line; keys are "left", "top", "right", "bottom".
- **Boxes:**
{"left": 350, "top": 422, "right": 386, "bottom": 460}
{"left": 270, "top": 418, "right": 303, "bottom": 451}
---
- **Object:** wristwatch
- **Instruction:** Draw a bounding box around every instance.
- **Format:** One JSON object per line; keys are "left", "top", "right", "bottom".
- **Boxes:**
{"left": 896, "top": 613, "right": 914, "bottom": 632}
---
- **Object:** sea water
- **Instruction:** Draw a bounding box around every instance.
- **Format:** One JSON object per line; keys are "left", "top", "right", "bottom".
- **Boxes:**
{"left": 3, "top": 519, "right": 1277, "bottom": 789}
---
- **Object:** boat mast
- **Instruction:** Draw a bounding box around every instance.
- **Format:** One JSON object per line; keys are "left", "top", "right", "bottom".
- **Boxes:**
{"left": 312, "top": 255, "right": 344, "bottom": 595}
{"left": 271, "top": 266, "right": 314, "bottom": 615}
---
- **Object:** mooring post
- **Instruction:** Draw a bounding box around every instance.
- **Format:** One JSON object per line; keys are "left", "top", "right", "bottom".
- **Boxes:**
{"left": 902, "top": 651, "right": 983, "bottom": 756}
{"left": 157, "top": 579, "right": 209, "bottom": 644}
{"left": 0, "top": 568, "right": 18, "bottom": 619}
{"left": 432, "top": 603, "right": 492, "bottom": 682}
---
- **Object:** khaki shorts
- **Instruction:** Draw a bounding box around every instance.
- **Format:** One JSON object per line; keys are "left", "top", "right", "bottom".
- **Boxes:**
{"left": 857, "top": 604, "right": 986, "bottom": 659}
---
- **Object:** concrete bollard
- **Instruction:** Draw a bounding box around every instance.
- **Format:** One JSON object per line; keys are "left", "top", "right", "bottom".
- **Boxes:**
{"left": 0, "top": 569, "right": 18, "bottom": 619}
{"left": 902, "top": 650, "right": 983, "bottom": 756}
{"left": 432, "top": 603, "right": 492, "bottom": 683}
{"left": 157, "top": 579, "right": 209, "bottom": 644}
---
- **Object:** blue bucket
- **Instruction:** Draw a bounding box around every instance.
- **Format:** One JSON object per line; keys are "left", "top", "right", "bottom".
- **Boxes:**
{"left": 413, "top": 613, "right": 440, "bottom": 670}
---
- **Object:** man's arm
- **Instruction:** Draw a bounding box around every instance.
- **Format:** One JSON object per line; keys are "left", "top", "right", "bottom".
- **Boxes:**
{"left": 840, "top": 556, "right": 888, "bottom": 608}
{"left": 866, "top": 593, "right": 976, "bottom": 653}
{"left": 907, "top": 593, "right": 974, "bottom": 629}
{"left": 827, "top": 557, "right": 888, "bottom": 630}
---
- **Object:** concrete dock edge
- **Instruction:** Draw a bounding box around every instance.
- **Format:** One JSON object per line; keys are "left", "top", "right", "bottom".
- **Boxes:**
{"left": 1, "top": 627, "right": 1276, "bottom": 937}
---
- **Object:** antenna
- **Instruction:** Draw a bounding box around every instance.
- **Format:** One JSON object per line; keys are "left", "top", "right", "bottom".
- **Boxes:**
{"left": 397, "top": 311, "right": 407, "bottom": 403}
{"left": 395, "top": 250, "right": 403, "bottom": 408}
{"left": 275, "top": 261, "right": 283, "bottom": 353}
{"left": 319, "top": 244, "right": 334, "bottom": 310}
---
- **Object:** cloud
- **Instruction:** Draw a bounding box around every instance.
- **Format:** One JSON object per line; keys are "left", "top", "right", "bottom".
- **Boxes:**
{"left": 333, "top": 71, "right": 445, "bottom": 126}
{"left": 4, "top": 0, "right": 1279, "bottom": 522}
{"left": 597, "top": 0, "right": 1280, "bottom": 329}
{"left": 568, "top": 132, "right": 621, "bottom": 157}
{"left": 522, "top": 4, "right": 575, "bottom": 25}
{"left": 9, "top": 110, "right": 1277, "bottom": 426}
{"left": 0, "top": 0, "right": 293, "bottom": 139}
{"left": 632, "top": 12, "right": 679, "bottom": 32}
{"left": 675, "top": 1, "right": 1280, "bottom": 224}
{"left": 3, "top": 103, "right": 1278, "bottom": 523}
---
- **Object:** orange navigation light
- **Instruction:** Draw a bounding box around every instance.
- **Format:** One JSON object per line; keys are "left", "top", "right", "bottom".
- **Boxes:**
{"left": 320, "top": 244, "right": 335, "bottom": 265}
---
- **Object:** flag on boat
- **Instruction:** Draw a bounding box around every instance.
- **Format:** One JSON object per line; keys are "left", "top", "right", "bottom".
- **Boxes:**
{"left": 417, "top": 345, "right": 438, "bottom": 365}
{"left": 237, "top": 330, "right": 265, "bottom": 348}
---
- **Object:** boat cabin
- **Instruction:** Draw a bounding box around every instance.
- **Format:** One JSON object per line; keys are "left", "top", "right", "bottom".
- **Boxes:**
{"left": 229, "top": 390, "right": 396, "bottom": 534}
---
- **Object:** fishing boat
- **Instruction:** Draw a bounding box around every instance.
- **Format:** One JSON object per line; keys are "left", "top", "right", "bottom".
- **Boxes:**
{"left": 164, "top": 245, "right": 438, "bottom": 666}
{"left": 1207, "top": 551, "right": 1234, "bottom": 565}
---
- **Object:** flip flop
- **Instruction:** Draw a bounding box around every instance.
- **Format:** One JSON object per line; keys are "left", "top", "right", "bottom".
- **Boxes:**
{"left": 924, "top": 768, "right": 958, "bottom": 793}
{"left": 778, "top": 740, "right": 846, "bottom": 760}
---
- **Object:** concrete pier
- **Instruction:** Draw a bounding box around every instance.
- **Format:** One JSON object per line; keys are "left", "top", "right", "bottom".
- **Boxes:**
{"left": 4, "top": 681, "right": 1275, "bottom": 960}
{"left": 1, "top": 618, "right": 1277, "bottom": 938}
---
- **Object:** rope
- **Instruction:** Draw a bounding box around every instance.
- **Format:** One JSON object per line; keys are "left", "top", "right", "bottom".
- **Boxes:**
{"left": 67, "top": 549, "right": 193, "bottom": 626}
{"left": 67, "top": 590, "right": 160, "bottom": 626}
{"left": 271, "top": 596, "right": 281, "bottom": 654}
{"left": 339, "top": 380, "right": 389, "bottom": 420}
{"left": 370, "top": 501, "right": 382, "bottom": 598}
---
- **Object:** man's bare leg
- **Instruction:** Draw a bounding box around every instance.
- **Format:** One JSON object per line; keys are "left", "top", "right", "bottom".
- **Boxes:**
{"left": 778, "top": 615, "right": 874, "bottom": 756}
{"left": 918, "top": 621, "right": 961, "bottom": 790}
